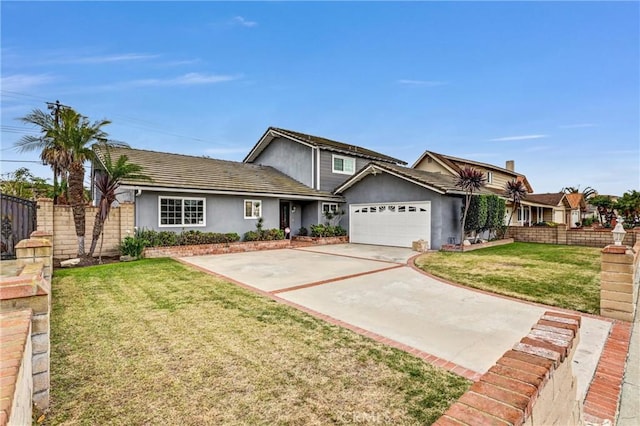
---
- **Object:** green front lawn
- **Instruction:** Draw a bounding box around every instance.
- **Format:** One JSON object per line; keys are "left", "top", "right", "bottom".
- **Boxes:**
{"left": 416, "top": 242, "right": 601, "bottom": 314}
{"left": 47, "top": 259, "right": 469, "bottom": 425}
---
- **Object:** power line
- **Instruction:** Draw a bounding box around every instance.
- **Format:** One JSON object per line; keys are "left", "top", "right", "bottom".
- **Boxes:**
{"left": 1, "top": 160, "right": 43, "bottom": 163}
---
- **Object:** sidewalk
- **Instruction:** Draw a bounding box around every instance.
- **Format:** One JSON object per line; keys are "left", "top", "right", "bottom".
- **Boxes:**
{"left": 617, "top": 311, "right": 639, "bottom": 426}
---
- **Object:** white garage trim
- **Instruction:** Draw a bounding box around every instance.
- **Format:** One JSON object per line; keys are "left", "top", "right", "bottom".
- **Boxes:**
{"left": 349, "top": 201, "right": 431, "bottom": 248}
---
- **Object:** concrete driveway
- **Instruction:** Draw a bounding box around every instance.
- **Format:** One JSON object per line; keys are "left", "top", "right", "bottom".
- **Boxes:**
{"left": 181, "top": 243, "right": 611, "bottom": 400}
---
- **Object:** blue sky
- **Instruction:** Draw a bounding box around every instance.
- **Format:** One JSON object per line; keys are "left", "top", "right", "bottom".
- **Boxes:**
{"left": 2, "top": 1, "right": 638, "bottom": 195}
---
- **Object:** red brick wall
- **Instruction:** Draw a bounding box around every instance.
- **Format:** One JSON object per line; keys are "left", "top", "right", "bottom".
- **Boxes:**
{"left": 507, "top": 226, "right": 639, "bottom": 248}
{"left": 435, "top": 312, "right": 583, "bottom": 426}
{"left": 143, "top": 239, "right": 291, "bottom": 258}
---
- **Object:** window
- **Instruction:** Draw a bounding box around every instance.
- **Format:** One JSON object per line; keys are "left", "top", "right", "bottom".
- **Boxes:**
{"left": 159, "top": 197, "right": 205, "bottom": 227}
{"left": 487, "top": 171, "right": 493, "bottom": 184}
{"left": 332, "top": 154, "right": 355, "bottom": 175}
{"left": 517, "top": 207, "right": 530, "bottom": 224}
{"left": 322, "top": 203, "right": 339, "bottom": 213}
{"left": 244, "top": 200, "right": 262, "bottom": 219}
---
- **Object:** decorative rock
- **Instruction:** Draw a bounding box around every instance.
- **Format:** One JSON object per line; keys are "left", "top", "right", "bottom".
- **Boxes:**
{"left": 60, "top": 258, "right": 81, "bottom": 267}
{"left": 119, "top": 255, "right": 136, "bottom": 262}
{"left": 462, "top": 239, "right": 472, "bottom": 246}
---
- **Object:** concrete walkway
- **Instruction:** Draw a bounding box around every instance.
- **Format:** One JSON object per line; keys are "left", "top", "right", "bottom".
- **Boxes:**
{"left": 617, "top": 310, "right": 639, "bottom": 426}
{"left": 181, "top": 243, "right": 611, "bottom": 401}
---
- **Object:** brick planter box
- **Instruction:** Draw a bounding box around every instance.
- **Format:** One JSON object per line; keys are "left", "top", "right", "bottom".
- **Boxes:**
{"left": 143, "top": 239, "right": 291, "bottom": 258}
{"left": 441, "top": 238, "right": 514, "bottom": 252}
{"left": 291, "top": 236, "right": 349, "bottom": 245}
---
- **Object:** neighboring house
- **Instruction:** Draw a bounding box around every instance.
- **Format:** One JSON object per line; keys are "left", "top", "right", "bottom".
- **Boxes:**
{"left": 92, "top": 146, "right": 343, "bottom": 237}
{"left": 526, "top": 192, "right": 586, "bottom": 228}
{"left": 334, "top": 161, "right": 494, "bottom": 249}
{"left": 411, "top": 150, "right": 538, "bottom": 226}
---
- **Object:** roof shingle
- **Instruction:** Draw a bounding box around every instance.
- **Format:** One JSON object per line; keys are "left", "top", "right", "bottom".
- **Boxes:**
{"left": 94, "top": 146, "right": 342, "bottom": 200}
{"left": 245, "top": 127, "right": 407, "bottom": 165}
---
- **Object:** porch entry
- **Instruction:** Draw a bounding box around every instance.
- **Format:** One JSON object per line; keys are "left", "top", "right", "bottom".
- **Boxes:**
{"left": 279, "top": 202, "right": 290, "bottom": 237}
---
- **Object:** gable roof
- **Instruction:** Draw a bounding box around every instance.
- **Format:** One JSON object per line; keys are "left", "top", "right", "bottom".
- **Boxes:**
{"left": 93, "top": 146, "right": 343, "bottom": 201}
{"left": 244, "top": 127, "right": 407, "bottom": 165}
{"left": 565, "top": 193, "right": 587, "bottom": 209}
{"left": 412, "top": 150, "right": 534, "bottom": 192}
{"left": 525, "top": 193, "right": 566, "bottom": 206}
{"left": 334, "top": 161, "right": 497, "bottom": 196}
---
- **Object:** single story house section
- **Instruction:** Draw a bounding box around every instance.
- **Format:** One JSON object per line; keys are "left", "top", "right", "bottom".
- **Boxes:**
{"left": 334, "top": 161, "right": 495, "bottom": 249}
{"left": 92, "top": 146, "right": 343, "bottom": 237}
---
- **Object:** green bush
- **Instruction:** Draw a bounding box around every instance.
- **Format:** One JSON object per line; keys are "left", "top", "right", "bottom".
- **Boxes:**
{"left": 119, "top": 235, "right": 146, "bottom": 259}
{"left": 134, "top": 228, "right": 240, "bottom": 247}
{"left": 297, "top": 226, "right": 308, "bottom": 236}
{"left": 464, "top": 195, "right": 488, "bottom": 234}
{"left": 243, "top": 228, "right": 285, "bottom": 241}
{"left": 310, "top": 224, "right": 347, "bottom": 237}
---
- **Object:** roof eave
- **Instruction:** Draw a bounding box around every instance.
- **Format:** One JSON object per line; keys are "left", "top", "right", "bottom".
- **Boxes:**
{"left": 120, "top": 183, "right": 344, "bottom": 202}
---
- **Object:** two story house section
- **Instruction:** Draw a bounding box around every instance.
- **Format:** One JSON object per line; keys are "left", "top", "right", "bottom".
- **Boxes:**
{"left": 244, "top": 127, "right": 406, "bottom": 228}
{"left": 244, "top": 127, "right": 406, "bottom": 191}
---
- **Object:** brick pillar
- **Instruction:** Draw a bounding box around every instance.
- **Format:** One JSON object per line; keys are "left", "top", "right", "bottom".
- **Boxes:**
{"left": 600, "top": 245, "right": 638, "bottom": 322}
{"left": 12, "top": 237, "right": 52, "bottom": 410}
{"left": 35, "top": 198, "right": 54, "bottom": 235}
{"left": 16, "top": 233, "right": 53, "bottom": 294}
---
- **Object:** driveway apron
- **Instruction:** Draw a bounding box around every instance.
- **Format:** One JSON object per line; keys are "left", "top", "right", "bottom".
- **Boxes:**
{"left": 181, "top": 243, "right": 611, "bottom": 400}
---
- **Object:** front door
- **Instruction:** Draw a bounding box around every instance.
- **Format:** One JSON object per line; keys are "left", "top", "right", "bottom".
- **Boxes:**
{"left": 280, "top": 202, "right": 290, "bottom": 236}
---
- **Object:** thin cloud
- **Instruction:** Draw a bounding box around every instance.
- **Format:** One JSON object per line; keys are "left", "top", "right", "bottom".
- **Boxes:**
{"left": 396, "top": 79, "right": 448, "bottom": 87}
{"left": 489, "top": 134, "right": 548, "bottom": 142}
{"left": 1, "top": 73, "right": 55, "bottom": 92}
{"left": 49, "top": 53, "right": 159, "bottom": 65}
{"left": 99, "top": 73, "right": 242, "bottom": 90}
{"left": 558, "top": 123, "right": 596, "bottom": 129}
{"left": 232, "top": 16, "right": 257, "bottom": 27}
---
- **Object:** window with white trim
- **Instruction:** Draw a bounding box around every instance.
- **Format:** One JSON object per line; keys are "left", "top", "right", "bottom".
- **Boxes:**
{"left": 159, "top": 197, "right": 205, "bottom": 227}
{"left": 332, "top": 154, "right": 355, "bottom": 175}
{"left": 322, "top": 203, "right": 339, "bottom": 213}
{"left": 244, "top": 200, "right": 262, "bottom": 219}
{"left": 487, "top": 171, "right": 493, "bottom": 184}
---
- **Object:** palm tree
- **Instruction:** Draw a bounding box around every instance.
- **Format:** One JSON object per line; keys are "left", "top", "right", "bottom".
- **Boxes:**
{"left": 17, "top": 109, "right": 72, "bottom": 203}
{"left": 455, "top": 166, "right": 486, "bottom": 246}
{"left": 16, "top": 107, "right": 124, "bottom": 256}
{"left": 562, "top": 185, "right": 597, "bottom": 200}
{"left": 505, "top": 180, "right": 528, "bottom": 227}
{"left": 88, "top": 149, "right": 150, "bottom": 260}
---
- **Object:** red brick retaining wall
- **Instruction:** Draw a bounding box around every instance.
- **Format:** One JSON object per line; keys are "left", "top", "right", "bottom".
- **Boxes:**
{"left": 507, "top": 226, "right": 639, "bottom": 248}
{"left": 143, "top": 239, "right": 291, "bottom": 258}
{"left": 435, "top": 312, "right": 583, "bottom": 426}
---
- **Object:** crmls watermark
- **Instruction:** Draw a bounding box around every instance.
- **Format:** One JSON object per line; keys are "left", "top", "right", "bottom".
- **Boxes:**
{"left": 336, "top": 411, "right": 393, "bottom": 424}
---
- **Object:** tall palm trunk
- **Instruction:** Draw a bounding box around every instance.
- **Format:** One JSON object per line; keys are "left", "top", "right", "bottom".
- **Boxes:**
{"left": 88, "top": 209, "right": 105, "bottom": 258}
{"left": 460, "top": 194, "right": 470, "bottom": 246}
{"left": 68, "top": 161, "right": 86, "bottom": 256}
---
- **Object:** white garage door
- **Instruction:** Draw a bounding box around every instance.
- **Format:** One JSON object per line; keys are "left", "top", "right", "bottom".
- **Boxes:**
{"left": 349, "top": 201, "right": 431, "bottom": 248}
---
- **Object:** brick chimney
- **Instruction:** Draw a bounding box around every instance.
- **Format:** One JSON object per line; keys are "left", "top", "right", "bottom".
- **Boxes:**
{"left": 506, "top": 160, "right": 515, "bottom": 171}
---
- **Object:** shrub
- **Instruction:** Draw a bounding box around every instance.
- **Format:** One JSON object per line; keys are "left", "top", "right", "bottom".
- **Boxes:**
{"left": 134, "top": 228, "right": 240, "bottom": 247}
{"left": 310, "top": 224, "right": 347, "bottom": 237}
{"left": 243, "top": 218, "right": 285, "bottom": 241}
{"left": 297, "top": 226, "right": 308, "bottom": 236}
{"left": 119, "top": 235, "right": 146, "bottom": 259}
{"left": 464, "top": 195, "right": 488, "bottom": 236}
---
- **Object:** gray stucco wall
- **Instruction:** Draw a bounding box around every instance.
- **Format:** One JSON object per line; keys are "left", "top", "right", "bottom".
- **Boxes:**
{"left": 340, "top": 172, "right": 463, "bottom": 249}
{"left": 319, "top": 150, "right": 371, "bottom": 192}
{"left": 134, "top": 191, "right": 281, "bottom": 238}
{"left": 251, "top": 137, "right": 314, "bottom": 187}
